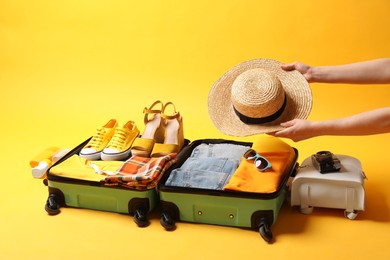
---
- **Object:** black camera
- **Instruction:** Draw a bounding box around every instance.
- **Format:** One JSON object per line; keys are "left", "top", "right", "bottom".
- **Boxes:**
{"left": 311, "top": 151, "right": 341, "bottom": 174}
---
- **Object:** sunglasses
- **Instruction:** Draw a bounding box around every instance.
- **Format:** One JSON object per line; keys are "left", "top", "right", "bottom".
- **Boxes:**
{"left": 243, "top": 149, "right": 272, "bottom": 172}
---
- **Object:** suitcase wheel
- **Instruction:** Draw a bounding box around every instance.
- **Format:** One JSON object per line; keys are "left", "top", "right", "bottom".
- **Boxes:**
{"left": 251, "top": 210, "right": 274, "bottom": 243}
{"left": 128, "top": 198, "right": 150, "bottom": 227}
{"left": 344, "top": 210, "right": 358, "bottom": 220}
{"left": 45, "top": 194, "right": 60, "bottom": 215}
{"left": 300, "top": 206, "right": 313, "bottom": 215}
{"left": 160, "top": 211, "right": 176, "bottom": 231}
{"left": 160, "top": 202, "right": 179, "bottom": 231}
{"left": 133, "top": 208, "right": 149, "bottom": 227}
{"left": 258, "top": 218, "right": 273, "bottom": 243}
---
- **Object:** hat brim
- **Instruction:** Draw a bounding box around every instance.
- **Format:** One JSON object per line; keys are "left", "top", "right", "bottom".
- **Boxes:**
{"left": 208, "top": 58, "right": 312, "bottom": 136}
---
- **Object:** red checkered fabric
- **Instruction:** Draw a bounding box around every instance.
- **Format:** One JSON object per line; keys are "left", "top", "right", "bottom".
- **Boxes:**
{"left": 101, "top": 153, "right": 177, "bottom": 190}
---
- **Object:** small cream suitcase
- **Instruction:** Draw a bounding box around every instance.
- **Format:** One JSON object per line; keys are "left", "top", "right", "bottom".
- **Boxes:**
{"left": 291, "top": 153, "right": 366, "bottom": 220}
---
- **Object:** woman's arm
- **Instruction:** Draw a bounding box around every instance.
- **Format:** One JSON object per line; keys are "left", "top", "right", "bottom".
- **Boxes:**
{"left": 272, "top": 107, "right": 390, "bottom": 142}
{"left": 282, "top": 58, "right": 390, "bottom": 84}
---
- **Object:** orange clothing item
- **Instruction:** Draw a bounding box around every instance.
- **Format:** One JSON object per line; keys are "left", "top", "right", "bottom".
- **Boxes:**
{"left": 223, "top": 135, "right": 296, "bottom": 193}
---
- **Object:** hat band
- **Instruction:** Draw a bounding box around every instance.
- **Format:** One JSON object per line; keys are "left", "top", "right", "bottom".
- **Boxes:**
{"left": 233, "top": 96, "right": 287, "bottom": 125}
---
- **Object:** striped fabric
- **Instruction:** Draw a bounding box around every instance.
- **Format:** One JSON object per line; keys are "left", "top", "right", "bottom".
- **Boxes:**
{"left": 101, "top": 153, "right": 177, "bottom": 190}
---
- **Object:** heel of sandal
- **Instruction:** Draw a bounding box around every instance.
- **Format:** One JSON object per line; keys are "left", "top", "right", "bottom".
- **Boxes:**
{"left": 131, "top": 100, "right": 165, "bottom": 157}
{"left": 151, "top": 102, "right": 184, "bottom": 157}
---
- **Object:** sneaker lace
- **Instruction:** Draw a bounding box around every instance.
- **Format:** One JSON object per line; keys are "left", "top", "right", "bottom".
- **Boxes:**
{"left": 88, "top": 128, "right": 107, "bottom": 148}
{"left": 109, "top": 128, "right": 128, "bottom": 149}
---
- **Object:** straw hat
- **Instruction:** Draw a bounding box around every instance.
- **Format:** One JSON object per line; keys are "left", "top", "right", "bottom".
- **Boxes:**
{"left": 208, "top": 58, "right": 312, "bottom": 136}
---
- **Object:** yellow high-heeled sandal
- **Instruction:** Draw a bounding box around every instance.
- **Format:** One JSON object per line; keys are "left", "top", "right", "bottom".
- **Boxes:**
{"left": 151, "top": 102, "right": 184, "bottom": 157}
{"left": 131, "top": 101, "right": 165, "bottom": 157}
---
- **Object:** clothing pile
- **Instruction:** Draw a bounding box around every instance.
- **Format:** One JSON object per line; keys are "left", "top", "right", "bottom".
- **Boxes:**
{"left": 50, "top": 153, "right": 177, "bottom": 190}
{"left": 165, "top": 135, "right": 296, "bottom": 193}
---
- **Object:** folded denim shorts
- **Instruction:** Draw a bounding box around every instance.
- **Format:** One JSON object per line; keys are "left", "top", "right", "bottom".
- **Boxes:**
{"left": 165, "top": 143, "right": 250, "bottom": 190}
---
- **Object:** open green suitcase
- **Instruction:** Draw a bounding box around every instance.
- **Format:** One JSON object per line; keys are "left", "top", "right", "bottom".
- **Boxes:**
{"left": 158, "top": 138, "right": 298, "bottom": 243}
{"left": 44, "top": 138, "right": 157, "bottom": 227}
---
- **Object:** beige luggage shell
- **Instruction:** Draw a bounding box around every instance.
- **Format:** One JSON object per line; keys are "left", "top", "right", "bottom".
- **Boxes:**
{"left": 291, "top": 154, "right": 366, "bottom": 220}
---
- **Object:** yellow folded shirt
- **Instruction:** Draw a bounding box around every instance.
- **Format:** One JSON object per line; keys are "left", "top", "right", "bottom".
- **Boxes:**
{"left": 49, "top": 155, "right": 124, "bottom": 182}
{"left": 223, "top": 135, "right": 295, "bottom": 193}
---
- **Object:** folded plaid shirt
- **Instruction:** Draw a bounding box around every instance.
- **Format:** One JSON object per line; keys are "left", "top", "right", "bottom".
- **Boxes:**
{"left": 101, "top": 153, "right": 177, "bottom": 190}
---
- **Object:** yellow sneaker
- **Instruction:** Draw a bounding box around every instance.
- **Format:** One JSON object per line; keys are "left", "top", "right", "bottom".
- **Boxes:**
{"left": 79, "top": 119, "right": 118, "bottom": 160}
{"left": 101, "top": 120, "right": 140, "bottom": 161}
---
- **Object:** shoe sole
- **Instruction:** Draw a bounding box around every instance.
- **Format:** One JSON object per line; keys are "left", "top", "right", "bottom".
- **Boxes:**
{"left": 79, "top": 152, "right": 101, "bottom": 161}
{"left": 101, "top": 149, "right": 131, "bottom": 161}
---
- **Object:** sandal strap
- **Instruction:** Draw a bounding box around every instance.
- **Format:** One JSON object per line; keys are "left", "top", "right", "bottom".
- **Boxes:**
{"left": 143, "top": 100, "right": 163, "bottom": 124}
{"left": 161, "top": 102, "right": 180, "bottom": 120}
{"left": 131, "top": 138, "right": 155, "bottom": 152}
{"left": 151, "top": 143, "right": 179, "bottom": 157}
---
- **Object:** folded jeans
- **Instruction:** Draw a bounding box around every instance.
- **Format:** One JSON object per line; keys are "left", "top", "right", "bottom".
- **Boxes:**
{"left": 165, "top": 157, "right": 239, "bottom": 190}
{"left": 190, "top": 143, "right": 250, "bottom": 159}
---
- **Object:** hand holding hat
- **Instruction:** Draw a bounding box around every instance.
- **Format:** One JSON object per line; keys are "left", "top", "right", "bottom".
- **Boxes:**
{"left": 208, "top": 58, "right": 312, "bottom": 136}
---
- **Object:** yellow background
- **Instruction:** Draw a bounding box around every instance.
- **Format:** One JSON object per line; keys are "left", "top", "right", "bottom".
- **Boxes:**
{"left": 1, "top": 0, "right": 390, "bottom": 259}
